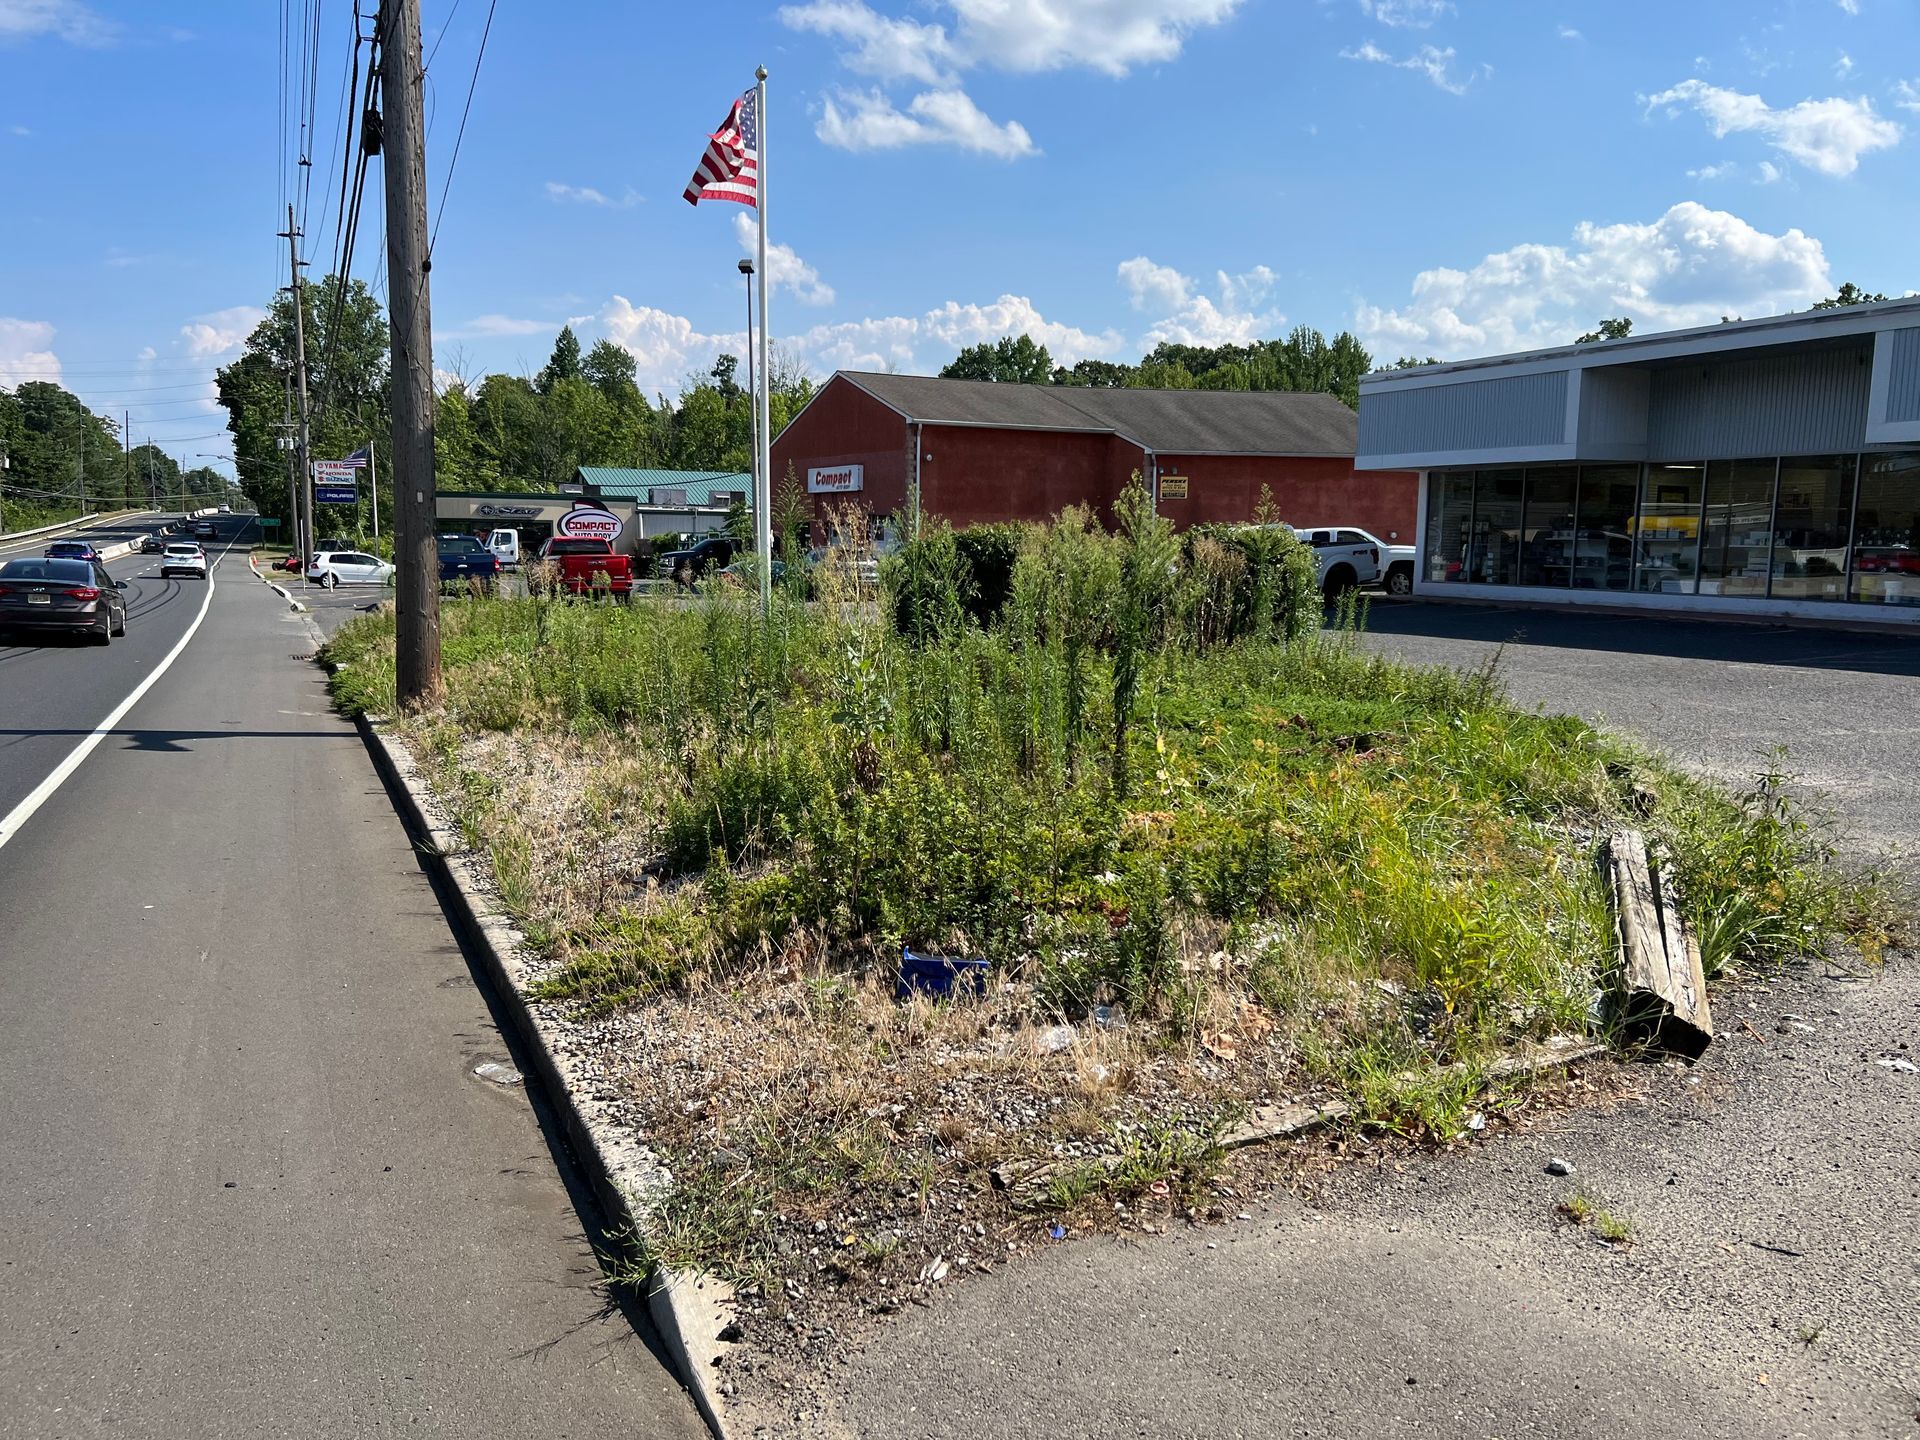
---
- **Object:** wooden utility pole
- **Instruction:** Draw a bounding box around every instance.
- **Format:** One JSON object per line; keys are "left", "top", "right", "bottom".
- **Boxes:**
{"left": 379, "top": 0, "right": 440, "bottom": 705}
{"left": 283, "top": 204, "right": 315, "bottom": 564}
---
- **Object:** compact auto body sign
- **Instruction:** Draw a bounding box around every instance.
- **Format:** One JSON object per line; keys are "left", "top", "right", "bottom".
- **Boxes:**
{"left": 555, "top": 502, "right": 623, "bottom": 542}
{"left": 808, "top": 464, "right": 863, "bottom": 494}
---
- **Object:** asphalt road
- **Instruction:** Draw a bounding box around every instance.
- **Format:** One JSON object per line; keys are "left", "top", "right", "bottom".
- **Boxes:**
{"left": 0, "top": 508, "right": 177, "bottom": 560}
{"left": 0, "top": 519, "right": 705, "bottom": 1438}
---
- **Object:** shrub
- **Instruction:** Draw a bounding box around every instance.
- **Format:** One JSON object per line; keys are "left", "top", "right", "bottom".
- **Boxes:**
{"left": 953, "top": 524, "right": 1026, "bottom": 628}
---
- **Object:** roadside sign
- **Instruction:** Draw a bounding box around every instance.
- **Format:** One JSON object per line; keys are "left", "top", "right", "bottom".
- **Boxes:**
{"left": 1159, "top": 475, "right": 1189, "bottom": 500}
{"left": 314, "top": 485, "right": 359, "bottom": 505}
{"left": 257, "top": 517, "right": 281, "bottom": 528}
{"left": 555, "top": 501, "right": 623, "bottom": 542}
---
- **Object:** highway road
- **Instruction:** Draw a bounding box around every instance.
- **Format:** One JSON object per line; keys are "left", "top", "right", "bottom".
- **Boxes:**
{"left": 0, "top": 508, "right": 174, "bottom": 559}
{"left": 0, "top": 517, "right": 706, "bottom": 1438}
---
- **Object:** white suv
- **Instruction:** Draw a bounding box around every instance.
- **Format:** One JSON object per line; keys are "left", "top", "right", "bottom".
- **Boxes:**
{"left": 160, "top": 542, "right": 208, "bottom": 580}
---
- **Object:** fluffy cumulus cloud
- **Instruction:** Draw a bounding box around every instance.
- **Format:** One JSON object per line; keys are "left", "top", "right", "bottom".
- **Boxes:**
{"left": 178, "top": 305, "right": 263, "bottom": 357}
{"left": 785, "top": 1, "right": 1240, "bottom": 154}
{"left": 0, "top": 0, "right": 114, "bottom": 44}
{"left": 1644, "top": 79, "right": 1903, "bottom": 177}
{"left": 734, "top": 213, "right": 836, "bottom": 305}
{"left": 1119, "top": 259, "right": 1285, "bottom": 347}
{"left": 816, "top": 87, "right": 1036, "bottom": 158}
{"left": 0, "top": 315, "right": 60, "bottom": 385}
{"left": 1340, "top": 39, "right": 1486, "bottom": 94}
{"left": 1352, "top": 202, "right": 1832, "bottom": 356}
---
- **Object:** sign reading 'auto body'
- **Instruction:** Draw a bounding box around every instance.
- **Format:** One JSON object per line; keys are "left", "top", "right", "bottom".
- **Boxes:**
{"left": 555, "top": 502, "right": 623, "bottom": 542}
{"left": 808, "top": 464, "right": 863, "bottom": 494}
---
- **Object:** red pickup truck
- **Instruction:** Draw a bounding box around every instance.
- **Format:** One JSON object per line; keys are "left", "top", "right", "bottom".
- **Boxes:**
{"left": 533, "top": 537, "right": 635, "bottom": 598}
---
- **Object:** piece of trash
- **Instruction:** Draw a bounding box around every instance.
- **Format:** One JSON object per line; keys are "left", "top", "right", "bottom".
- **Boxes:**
{"left": 1201, "top": 1032, "right": 1238, "bottom": 1061}
{"left": 1034, "top": 1024, "right": 1076, "bottom": 1054}
{"left": 1148, "top": 1180, "right": 1170, "bottom": 1197}
{"left": 1093, "top": 1004, "right": 1125, "bottom": 1031}
{"left": 1048, "top": 1224, "right": 1066, "bottom": 1240}
{"left": 473, "top": 1062, "right": 523, "bottom": 1086}
{"left": 897, "top": 947, "right": 989, "bottom": 1002}
{"left": 1466, "top": 1112, "right": 1487, "bottom": 1132}
{"left": 1545, "top": 1157, "right": 1574, "bottom": 1176}
{"left": 1750, "top": 1241, "right": 1805, "bottom": 1258}
{"left": 1874, "top": 1057, "right": 1917, "bottom": 1073}
{"left": 918, "top": 1255, "right": 949, "bottom": 1284}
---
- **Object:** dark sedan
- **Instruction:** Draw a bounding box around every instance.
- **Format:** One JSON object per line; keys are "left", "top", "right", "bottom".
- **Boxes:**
{"left": 0, "top": 556, "right": 129, "bottom": 643}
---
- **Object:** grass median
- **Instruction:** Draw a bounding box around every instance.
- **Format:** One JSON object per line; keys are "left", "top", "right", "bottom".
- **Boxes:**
{"left": 324, "top": 492, "right": 1900, "bottom": 1315}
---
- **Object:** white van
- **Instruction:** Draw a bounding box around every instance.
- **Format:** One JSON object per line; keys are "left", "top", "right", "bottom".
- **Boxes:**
{"left": 484, "top": 528, "right": 521, "bottom": 569}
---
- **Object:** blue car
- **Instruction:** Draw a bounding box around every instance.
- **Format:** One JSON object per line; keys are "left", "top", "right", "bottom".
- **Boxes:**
{"left": 44, "top": 540, "right": 102, "bottom": 563}
{"left": 436, "top": 534, "right": 500, "bottom": 591}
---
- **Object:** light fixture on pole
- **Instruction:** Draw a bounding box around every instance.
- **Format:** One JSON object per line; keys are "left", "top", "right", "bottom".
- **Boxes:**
{"left": 739, "top": 256, "right": 757, "bottom": 570}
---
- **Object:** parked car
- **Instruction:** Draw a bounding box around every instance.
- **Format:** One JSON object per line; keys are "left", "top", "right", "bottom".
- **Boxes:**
{"left": 533, "top": 537, "right": 635, "bottom": 598}
{"left": 160, "top": 542, "right": 209, "bottom": 580}
{"left": 1291, "top": 526, "right": 1383, "bottom": 597}
{"left": 0, "top": 555, "right": 129, "bottom": 643}
{"left": 1334, "top": 526, "right": 1417, "bottom": 596}
{"left": 807, "top": 545, "right": 880, "bottom": 587}
{"left": 44, "top": 540, "right": 102, "bottom": 563}
{"left": 307, "top": 549, "right": 395, "bottom": 588}
{"left": 484, "top": 527, "right": 521, "bottom": 569}
{"left": 138, "top": 534, "right": 165, "bottom": 554}
{"left": 437, "top": 533, "right": 500, "bottom": 591}
{"left": 314, "top": 536, "right": 353, "bottom": 553}
{"left": 655, "top": 535, "right": 735, "bottom": 584}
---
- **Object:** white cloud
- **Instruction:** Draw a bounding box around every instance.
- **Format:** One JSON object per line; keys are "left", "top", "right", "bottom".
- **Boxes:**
{"left": 1644, "top": 78, "right": 1903, "bottom": 176}
{"left": 0, "top": 316, "right": 59, "bottom": 386}
{"left": 0, "top": 0, "right": 114, "bottom": 45}
{"left": 590, "top": 289, "right": 1121, "bottom": 395}
{"left": 8, "top": 123, "right": 28, "bottom": 136}
{"left": 178, "top": 305, "right": 264, "bottom": 357}
{"left": 1835, "top": 0, "right": 1859, "bottom": 13}
{"left": 1687, "top": 161, "right": 1738, "bottom": 180}
{"left": 544, "top": 181, "right": 640, "bottom": 208}
{"left": 1359, "top": 0, "right": 1452, "bottom": 28}
{"left": 1117, "top": 257, "right": 1192, "bottom": 312}
{"left": 817, "top": 87, "right": 1037, "bottom": 158}
{"left": 1757, "top": 159, "right": 1784, "bottom": 183}
{"left": 733, "top": 213, "right": 835, "bottom": 306}
{"left": 779, "top": 1, "right": 957, "bottom": 86}
{"left": 137, "top": 345, "right": 156, "bottom": 361}
{"left": 1835, "top": 52, "right": 1853, "bottom": 79}
{"left": 1558, "top": 25, "right": 1583, "bottom": 41}
{"left": 1896, "top": 80, "right": 1920, "bottom": 113}
{"left": 1353, "top": 201, "right": 1832, "bottom": 356}
{"left": 784, "top": 2, "right": 1242, "bottom": 154}
{"left": 447, "top": 314, "right": 558, "bottom": 339}
{"left": 1341, "top": 40, "right": 1487, "bottom": 95}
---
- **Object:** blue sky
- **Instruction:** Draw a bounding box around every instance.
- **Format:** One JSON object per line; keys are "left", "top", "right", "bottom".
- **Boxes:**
{"left": 2, "top": 0, "right": 1916, "bottom": 475}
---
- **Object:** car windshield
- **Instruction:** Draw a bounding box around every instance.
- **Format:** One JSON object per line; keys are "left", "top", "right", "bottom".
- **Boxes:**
{"left": 546, "top": 539, "right": 608, "bottom": 554}
{"left": 437, "top": 536, "right": 486, "bottom": 554}
{"left": 47, "top": 543, "right": 89, "bottom": 554}
{"left": 2, "top": 557, "right": 93, "bottom": 582}
{"left": 165, "top": 544, "right": 199, "bottom": 556}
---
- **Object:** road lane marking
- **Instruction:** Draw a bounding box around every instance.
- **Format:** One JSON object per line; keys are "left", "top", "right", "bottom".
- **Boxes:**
{"left": 0, "top": 534, "right": 232, "bottom": 854}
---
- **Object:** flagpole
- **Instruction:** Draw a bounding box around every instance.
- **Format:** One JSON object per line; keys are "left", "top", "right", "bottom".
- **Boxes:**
{"left": 754, "top": 64, "right": 773, "bottom": 616}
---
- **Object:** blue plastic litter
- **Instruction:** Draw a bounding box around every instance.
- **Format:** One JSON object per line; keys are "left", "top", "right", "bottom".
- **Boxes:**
{"left": 1048, "top": 1224, "right": 1067, "bottom": 1240}
{"left": 896, "top": 946, "right": 990, "bottom": 1001}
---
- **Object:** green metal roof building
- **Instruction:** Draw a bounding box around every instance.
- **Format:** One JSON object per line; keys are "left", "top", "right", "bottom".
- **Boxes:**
{"left": 573, "top": 468, "right": 750, "bottom": 508}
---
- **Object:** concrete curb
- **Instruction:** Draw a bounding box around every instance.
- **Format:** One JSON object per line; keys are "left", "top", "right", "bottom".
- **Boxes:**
{"left": 247, "top": 552, "right": 308, "bottom": 611}
{"left": 352, "top": 715, "right": 737, "bottom": 1440}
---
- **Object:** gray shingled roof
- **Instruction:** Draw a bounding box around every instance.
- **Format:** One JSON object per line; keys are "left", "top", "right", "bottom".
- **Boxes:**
{"left": 839, "top": 371, "right": 1358, "bottom": 456}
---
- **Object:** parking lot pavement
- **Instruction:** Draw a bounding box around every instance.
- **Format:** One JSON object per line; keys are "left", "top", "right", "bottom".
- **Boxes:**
{"left": 1360, "top": 600, "right": 1920, "bottom": 859}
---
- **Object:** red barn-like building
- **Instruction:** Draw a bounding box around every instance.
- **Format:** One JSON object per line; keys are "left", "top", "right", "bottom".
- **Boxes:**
{"left": 771, "top": 371, "right": 1418, "bottom": 541}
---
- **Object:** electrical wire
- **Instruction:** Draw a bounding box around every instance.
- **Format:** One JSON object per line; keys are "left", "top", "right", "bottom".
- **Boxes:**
{"left": 430, "top": 0, "right": 497, "bottom": 251}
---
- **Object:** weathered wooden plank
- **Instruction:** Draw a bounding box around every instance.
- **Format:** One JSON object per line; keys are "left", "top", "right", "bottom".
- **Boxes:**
{"left": 1608, "top": 828, "right": 1713, "bottom": 1059}
{"left": 1218, "top": 1100, "right": 1351, "bottom": 1151}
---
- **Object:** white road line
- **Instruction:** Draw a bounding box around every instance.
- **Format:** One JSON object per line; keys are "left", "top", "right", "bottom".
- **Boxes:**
{"left": 0, "top": 532, "right": 237, "bottom": 853}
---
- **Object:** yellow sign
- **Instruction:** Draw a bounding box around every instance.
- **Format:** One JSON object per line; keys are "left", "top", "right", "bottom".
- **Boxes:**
{"left": 1159, "top": 475, "right": 1189, "bottom": 500}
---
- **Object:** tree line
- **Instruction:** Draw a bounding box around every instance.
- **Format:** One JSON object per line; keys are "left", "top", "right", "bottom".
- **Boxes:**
{"left": 0, "top": 381, "right": 226, "bottom": 531}
{"left": 214, "top": 275, "right": 813, "bottom": 539}
{"left": 938, "top": 328, "right": 1386, "bottom": 409}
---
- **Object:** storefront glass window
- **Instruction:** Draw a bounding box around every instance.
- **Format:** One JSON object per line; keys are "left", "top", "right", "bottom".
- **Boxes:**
{"left": 1769, "top": 456, "right": 1855, "bottom": 603}
{"left": 1850, "top": 452, "right": 1920, "bottom": 606}
{"left": 1425, "top": 470, "right": 1474, "bottom": 583}
{"left": 1698, "top": 459, "right": 1776, "bottom": 597}
{"left": 1464, "top": 470, "right": 1523, "bottom": 583}
{"left": 1571, "top": 464, "right": 1639, "bottom": 591}
{"left": 1634, "top": 463, "right": 1704, "bottom": 594}
{"left": 1518, "top": 466, "right": 1576, "bottom": 587}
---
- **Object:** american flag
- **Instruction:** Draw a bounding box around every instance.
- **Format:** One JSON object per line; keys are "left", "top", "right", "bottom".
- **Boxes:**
{"left": 683, "top": 88, "right": 759, "bottom": 207}
{"left": 343, "top": 445, "right": 370, "bottom": 468}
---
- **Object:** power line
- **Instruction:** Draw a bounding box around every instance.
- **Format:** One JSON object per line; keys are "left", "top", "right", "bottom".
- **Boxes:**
{"left": 429, "top": 0, "right": 497, "bottom": 251}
